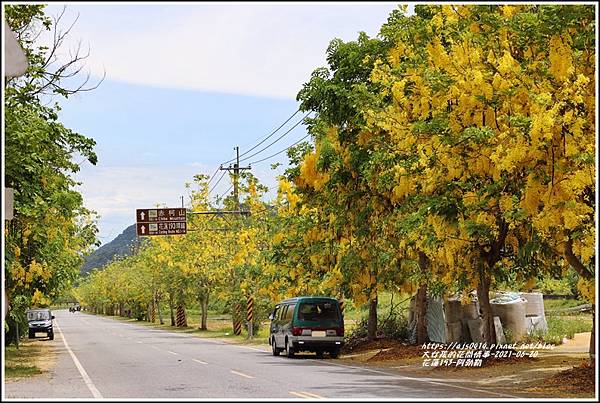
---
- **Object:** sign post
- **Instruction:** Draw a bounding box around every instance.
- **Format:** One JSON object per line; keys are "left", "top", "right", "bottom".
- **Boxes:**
{"left": 136, "top": 208, "right": 187, "bottom": 236}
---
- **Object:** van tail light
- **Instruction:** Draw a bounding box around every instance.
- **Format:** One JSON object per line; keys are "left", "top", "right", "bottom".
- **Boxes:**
{"left": 336, "top": 326, "right": 344, "bottom": 336}
{"left": 292, "top": 327, "right": 303, "bottom": 336}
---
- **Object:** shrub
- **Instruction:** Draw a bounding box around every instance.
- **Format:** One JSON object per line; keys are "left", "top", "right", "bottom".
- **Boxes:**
{"left": 524, "top": 316, "right": 592, "bottom": 345}
{"left": 345, "top": 312, "right": 411, "bottom": 342}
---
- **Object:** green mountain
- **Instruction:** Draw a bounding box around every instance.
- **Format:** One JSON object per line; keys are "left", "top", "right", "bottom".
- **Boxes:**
{"left": 81, "top": 224, "right": 141, "bottom": 274}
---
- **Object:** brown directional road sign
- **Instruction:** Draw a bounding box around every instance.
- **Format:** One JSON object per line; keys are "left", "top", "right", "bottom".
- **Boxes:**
{"left": 136, "top": 208, "right": 187, "bottom": 236}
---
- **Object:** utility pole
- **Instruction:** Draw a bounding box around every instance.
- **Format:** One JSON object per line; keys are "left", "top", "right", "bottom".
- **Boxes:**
{"left": 218, "top": 146, "right": 252, "bottom": 337}
{"left": 187, "top": 147, "right": 254, "bottom": 337}
{"left": 219, "top": 146, "right": 251, "bottom": 210}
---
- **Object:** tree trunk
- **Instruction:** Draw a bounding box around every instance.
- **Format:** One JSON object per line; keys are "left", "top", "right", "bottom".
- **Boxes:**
{"left": 169, "top": 295, "right": 175, "bottom": 326}
{"left": 156, "top": 298, "right": 164, "bottom": 325}
{"left": 416, "top": 251, "right": 430, "bottom": 344}
{"left": 590, "top": 306, "right": 595, "bottom": 362}
{"left": 416, "top": 283, "right": 429, "bottom": 344}
{"left": 476, "top": 268, "right": 496, "bottom": 346}
{"left": 15, "top": 320, "right": 19, "bottom": 350}
{"left": 564, "top": 236, "right": 594, "bottom": 280}
{"left": 367, "top": 294, "right": 378, "bottom": 341}
{"left": 199, "top": 292, "right": 209, "bottom": 330}
{"left": 564, "top": 235, "right": 595, "bottom": 359}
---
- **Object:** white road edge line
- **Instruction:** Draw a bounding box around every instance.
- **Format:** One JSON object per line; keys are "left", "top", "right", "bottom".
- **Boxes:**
{"left": 192, "top": 359, "right": 208, "bottom": 365}
{"left": 289, "top": 391, "right": 312, "bottom": 399}
{"left": 54, "top": 321, "right": 103, "bottom": 398}
{"left": 313, "top": 360, "right": 518, "bottom": 398}
{"left": 235, "top": 345, "right": 267, "bottom": 352}
{"left": 230, "top": 370, "right": 255, "bottom": 379}
{"left": 296, "top": 391, "right": 325, "bottom": 399}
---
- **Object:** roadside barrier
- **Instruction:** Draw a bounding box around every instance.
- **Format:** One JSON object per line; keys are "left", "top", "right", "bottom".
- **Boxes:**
{"left": 233, "top": 304, "right": 242, "bottom": 335}
{"left": 247, "top": 297, "right": 254, "bottom": 339}
{"left": 150, "top": 303, "right": 156, "bottom": 323}
{"left": 176, "top": 305, "right": 187, "bottom": 327}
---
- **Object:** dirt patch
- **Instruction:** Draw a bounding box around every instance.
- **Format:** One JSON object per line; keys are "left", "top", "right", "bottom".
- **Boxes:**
{"left": 339, "top": 337, "right": 595, "bottom": 397}
{"left": 339, "top": 338, "right": 423, "bottom": 365}
{"left": 4, "top": 338, "right": 57, "bottom": 381}
{"left": 342, "top": 338, "right": 407, "bottom": 355}
{"left": 429, "top": 352, "right": 539, "bottom": 372}
{"left": 526, "top": 361, "right": 595, "bottom": 397}
{"left": 367, "top": 344, "right": 423, "bottom": 362}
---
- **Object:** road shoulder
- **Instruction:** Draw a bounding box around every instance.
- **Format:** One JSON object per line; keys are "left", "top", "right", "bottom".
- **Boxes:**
{"left": 4, "top": 322, "right": 94, "bottom": 399}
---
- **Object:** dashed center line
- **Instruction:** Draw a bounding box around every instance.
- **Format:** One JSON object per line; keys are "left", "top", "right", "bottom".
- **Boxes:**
{"left": 192, "top": 359, "right": 208, "bottom": 365}
{"left": 167, "top": 350, "right": 180, "bottom": 355}
{"left": 230, "top": 370, "right": 254, "bottom": 379}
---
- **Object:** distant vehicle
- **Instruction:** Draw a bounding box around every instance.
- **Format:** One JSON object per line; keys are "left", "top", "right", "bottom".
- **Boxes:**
{"left": 26, "top": 308, "right": 54, "bottom": 340}
{"left": 268, "top": 296, "right": 344, "bottom": 358}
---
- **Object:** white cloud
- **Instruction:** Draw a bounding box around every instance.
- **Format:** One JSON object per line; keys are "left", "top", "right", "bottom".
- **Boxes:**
{"left": 44, "top": 3, "right": 401, "bottom": 99}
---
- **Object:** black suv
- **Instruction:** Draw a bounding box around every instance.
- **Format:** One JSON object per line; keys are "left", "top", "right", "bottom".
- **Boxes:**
{"left": 27, "top": 308, "right": 54, "bottom": 340}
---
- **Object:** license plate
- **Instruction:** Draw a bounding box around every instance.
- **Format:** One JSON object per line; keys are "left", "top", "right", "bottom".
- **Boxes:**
{"left": 35, "top": 332, "right": 47, "bottom": 337}
{"left": 311, "top": 331, "right": 326, "bottom": 337}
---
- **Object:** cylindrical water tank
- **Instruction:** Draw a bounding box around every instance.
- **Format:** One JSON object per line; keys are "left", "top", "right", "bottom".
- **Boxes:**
{"left": 521, "top": 292, "right": 545, "bottom": 318}
{"left": 491, "top": 298, "right": 528, "bottom": 342}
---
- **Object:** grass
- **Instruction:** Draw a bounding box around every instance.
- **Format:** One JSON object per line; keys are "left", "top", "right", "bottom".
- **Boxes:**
{"left": 544, "top": 315, "right": 593, "bottom": 344}
{"left": 525, "top": 314, "right": 593, "bottom": 345}
{"left": 4, "top": 340, "right": 45, "bottom": 379}
{"left": 543, "top": 298, "right": 589, "bottom": 313}
{"left": 342, "top": 290, "right": 412, "bottom": 322}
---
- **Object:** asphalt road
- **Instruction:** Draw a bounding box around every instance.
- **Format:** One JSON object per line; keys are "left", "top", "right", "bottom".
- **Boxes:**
{"left": 5, "top": 310, "right": 520, "bottom": 399}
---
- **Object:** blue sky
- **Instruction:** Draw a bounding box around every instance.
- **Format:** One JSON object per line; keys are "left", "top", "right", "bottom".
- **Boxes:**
{"left": 37, "top": 2, "right": 408, "bottom": 244}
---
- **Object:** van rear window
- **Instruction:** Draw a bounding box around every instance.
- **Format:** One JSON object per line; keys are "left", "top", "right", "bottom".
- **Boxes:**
{"left": 297, "top": 302, "right": 339, "bottom": 322}
{"left": 27, "top": 311, "right": 50, "bottom": 321}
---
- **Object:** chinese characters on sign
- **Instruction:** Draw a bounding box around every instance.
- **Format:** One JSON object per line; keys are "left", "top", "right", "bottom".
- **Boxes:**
{"left": 136, "top": 208, "right": 187, "bottom": 236}
{"left": 420, "top": 342, "right": 552, "bottom": 367}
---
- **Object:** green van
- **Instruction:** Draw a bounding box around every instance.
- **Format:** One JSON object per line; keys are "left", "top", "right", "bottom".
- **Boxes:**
{"left": 268, "top": 296, "right": 344, "bottom": 358}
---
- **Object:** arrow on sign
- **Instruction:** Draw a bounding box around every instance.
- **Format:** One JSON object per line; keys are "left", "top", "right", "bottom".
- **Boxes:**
{"left": 140, "top": 211, "right": 146, "bottom": 220}
{"left": 141, "top": 225, "right": 146, "bottom": 235}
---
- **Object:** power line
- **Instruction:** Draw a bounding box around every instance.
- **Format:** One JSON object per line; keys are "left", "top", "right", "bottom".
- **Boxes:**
{"left": 247, "top": 133, "right": 312, "bottom": 165}
{"left": 221, "top": 109, "right": 301, "bottom": 166}
{"left": 209, "top": 170, "right": 227, "bottom": 194}
{"left": 238, "top": 112, "right": 311, "bottom": 164}
{"left": 213, "top": 184, "right": 234, "bottom": 200}
{"left": 206, "top": 166, "right": 221, "bottom": 186}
